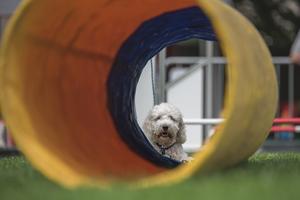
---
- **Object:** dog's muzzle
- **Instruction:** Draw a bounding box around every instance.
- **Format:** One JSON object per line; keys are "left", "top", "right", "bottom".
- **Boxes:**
{"left": 161, "top": 125, "right": 169, "bottom": 138}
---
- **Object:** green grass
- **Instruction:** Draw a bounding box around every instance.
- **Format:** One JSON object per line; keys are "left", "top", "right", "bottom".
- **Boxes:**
{"left": 1, "top": 152, "right": 300, "bottom": 200}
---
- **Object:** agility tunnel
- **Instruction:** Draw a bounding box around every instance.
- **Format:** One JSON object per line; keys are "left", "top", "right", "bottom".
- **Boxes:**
{"left": 0, "top": 0, "right": 278, "bottom": 188}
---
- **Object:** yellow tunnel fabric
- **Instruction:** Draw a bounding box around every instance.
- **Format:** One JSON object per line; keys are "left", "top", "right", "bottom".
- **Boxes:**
{"left": 0, "top": 0, "right": 277, "bottom": 188}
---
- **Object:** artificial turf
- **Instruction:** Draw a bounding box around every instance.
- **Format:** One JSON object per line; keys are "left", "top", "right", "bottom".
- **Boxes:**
{"left": 0, "top": 152, "right": 299, "bottom": 200}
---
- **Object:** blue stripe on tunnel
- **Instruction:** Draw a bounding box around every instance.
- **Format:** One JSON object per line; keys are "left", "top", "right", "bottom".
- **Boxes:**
{"left": 107, "top": 6, "right": 218, "bottom": 169}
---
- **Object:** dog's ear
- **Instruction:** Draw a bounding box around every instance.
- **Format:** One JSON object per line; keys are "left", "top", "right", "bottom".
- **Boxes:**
{"left": 177, "top": 117, "right": 186, "bottom": 144}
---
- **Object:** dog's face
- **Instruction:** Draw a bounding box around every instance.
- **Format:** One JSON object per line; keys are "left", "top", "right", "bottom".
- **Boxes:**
{"left": 143, "top": 103, "right": 186, "bottom": 146}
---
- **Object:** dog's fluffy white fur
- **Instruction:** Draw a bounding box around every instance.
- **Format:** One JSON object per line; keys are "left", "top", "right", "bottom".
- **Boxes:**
{"left": 143, "top": 102, "right": 193, "bottom": 162}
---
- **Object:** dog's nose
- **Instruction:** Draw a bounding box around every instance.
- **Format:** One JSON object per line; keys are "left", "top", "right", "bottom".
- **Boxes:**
{"left": 162, "top": 125, "right": 168, "bottom": 131}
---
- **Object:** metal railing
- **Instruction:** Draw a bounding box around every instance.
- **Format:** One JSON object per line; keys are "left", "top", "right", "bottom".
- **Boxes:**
{"left": 158, "top": 42, "right": 296, "bottom": 144}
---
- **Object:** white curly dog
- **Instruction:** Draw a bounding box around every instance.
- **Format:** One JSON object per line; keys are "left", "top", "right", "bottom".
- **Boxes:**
{"left": 143, "top": 102, "right": 194, "bottom": 162}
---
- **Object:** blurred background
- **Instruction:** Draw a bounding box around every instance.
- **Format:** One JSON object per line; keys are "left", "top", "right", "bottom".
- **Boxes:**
{"left": 1, "top": 0, "right": 300, "bottom": 156}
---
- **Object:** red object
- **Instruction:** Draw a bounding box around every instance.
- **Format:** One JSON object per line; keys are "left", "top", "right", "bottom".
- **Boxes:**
{"left": 270, "top": 126, "right": 295, "bottom": 132}
{"left": 8, "top": 132, "right": 14, "bottom": 147}
{"left": 273, "top": 118, "right": 300, "bottom": 124}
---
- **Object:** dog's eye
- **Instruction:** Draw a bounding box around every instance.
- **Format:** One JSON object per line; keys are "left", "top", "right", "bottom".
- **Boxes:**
{"left": 156, "top": 116, "right": 161, "bottom": 120}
